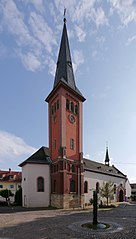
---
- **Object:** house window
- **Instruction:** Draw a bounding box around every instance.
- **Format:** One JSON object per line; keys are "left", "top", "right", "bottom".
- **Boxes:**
{"left": 66, "top": 99, "right": 69, "bottom": 110}
{"left": 10, "top": 185, "right": 14, "bottom": 189}
{"left": 37, "top": 177, "right": 44, "bottom": 192}
{"left": 84, "top": 181, "right": 88, "bottom": 193}
{"left": 70, "top": 180, "right": 75, "bottom": 192}
{"left": 54, "top": 139, "right": 56, "bottom": 149}
{"left": 96, "top": 182, "right": 99, "bottom": 193}
{"left": 70, "top": 138, "right": 74, "bottom": 150}
{"left": 9, "top": 175, "right": 14, "bottom": 179}
{"left": 0, "top": 185, "right": 3, "bottom": 188}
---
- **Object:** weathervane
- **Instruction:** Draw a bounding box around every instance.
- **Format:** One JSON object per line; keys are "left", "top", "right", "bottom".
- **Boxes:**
{"left": 63, "top": 7, "right": 66, "bottom": 23}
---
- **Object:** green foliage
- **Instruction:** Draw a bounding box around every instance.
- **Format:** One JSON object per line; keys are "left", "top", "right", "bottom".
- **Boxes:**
{"left": 15, "top": 187, "right": 22, "bottom": 206}
{"left": 0, "top": 189, "right": 14, "bottom": 202}
{"left": 99, "top": 181, "right": 114, "bottom": 206}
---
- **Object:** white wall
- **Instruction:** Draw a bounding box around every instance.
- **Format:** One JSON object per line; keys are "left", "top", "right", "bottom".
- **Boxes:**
{"left": 84, "top": 170, "right": 126, "bottom": 204}
{"left": 22, "top": 164, "right": 50, "bottom": 207}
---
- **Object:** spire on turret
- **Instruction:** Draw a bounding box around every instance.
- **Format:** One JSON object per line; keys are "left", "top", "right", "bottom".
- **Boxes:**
{"left": 105, "top": 146, "right": 110, "bottom": 166}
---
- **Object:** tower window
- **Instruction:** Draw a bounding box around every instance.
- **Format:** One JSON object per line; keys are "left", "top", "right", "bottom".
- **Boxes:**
{"left": 75, "top": 105, "right": 79, "bottom": 114}
{"left": 54, "top": 139, "right": 56, "bottom": 149}
{"left": 71, "top": 102, "right": 74, "bottom": 113}
{"left": 70, "top": 180, "right": 75, "bottom": 192}
{"left": 71, "top": 165, "right": 75, "bottom": 172}
{"left": 57, "top": 99, "right": 59, "bottom": 109}
{"left": 54, "top": 102, "right": 57, "bottom": 113}
{"left": 51, "top": 106, "right": 54, "bottom": 115}
{"left": 37, "top": 177, "right": 44, "bottom": 192}
{"left": 66, "top": 99, "right": 69, "bottom": 110}
{"left": 70, "top": 138, "right": 74, "bottom": 150}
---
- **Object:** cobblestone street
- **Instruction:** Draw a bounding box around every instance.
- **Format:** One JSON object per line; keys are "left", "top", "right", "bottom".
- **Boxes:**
{"left": 0, "top": 203, "right": 136, "bottom": 239}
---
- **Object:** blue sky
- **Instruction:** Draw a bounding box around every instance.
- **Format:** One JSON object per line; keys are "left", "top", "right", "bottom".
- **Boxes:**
{"left": 0, "top": 0, "right": 136, "bottom": 183}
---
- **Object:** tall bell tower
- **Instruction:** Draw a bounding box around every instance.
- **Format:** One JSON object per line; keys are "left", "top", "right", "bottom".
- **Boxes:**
{"left": 46, "top": 16, "right": 86, "bottom": 208}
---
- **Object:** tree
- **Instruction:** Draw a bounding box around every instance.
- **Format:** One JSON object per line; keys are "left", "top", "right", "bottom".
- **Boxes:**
{"left": 15, "top": 187, "right": 22, "bottom": 206}
{"left": 0, "top": 189, "right": 14, "bottom": 203}
{"left": 99, "top": 181, "right": 114, "bottom": 206}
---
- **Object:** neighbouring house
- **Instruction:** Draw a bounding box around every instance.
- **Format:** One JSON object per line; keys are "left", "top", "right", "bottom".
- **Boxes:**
{"left": 0, "top": 168, "right": 22, "bottom": 202}
{"left": 131, "top": 183, "right": 136, "bottom": 201}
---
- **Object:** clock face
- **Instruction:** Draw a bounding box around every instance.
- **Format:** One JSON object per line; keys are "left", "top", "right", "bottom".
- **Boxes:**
{"left": 69, "top": 114, "right": 75, "bottom": 123}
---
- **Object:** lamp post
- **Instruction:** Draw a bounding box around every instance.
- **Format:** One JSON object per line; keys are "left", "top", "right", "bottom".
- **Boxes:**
{"left": 93, "top": 190, "right": 98, "bottom": 225}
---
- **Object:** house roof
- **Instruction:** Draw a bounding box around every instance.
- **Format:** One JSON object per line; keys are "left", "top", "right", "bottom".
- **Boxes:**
{"left": 19, "top": 146, "right": 51, "bottom": 167}
{"left": 83, "top": 158, "right": 126, "bottom": 179}
{"left": 0, "top": 170, "right": 22, "bottom": 182}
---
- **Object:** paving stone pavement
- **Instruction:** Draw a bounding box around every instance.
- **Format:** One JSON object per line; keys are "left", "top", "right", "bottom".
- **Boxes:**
{"left": 0, "top": 203, "right": 136, "bottom": 239}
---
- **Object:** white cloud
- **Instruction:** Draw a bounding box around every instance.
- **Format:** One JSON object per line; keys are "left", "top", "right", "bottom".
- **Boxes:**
{"left": 83, "top": 153, "right": 90, "bottom": 159}
{"left": 19, "top": 51, "right": 41, "bottom": 72}
{"left": 0, "top": 131, "right": 36, "bottom": 158}
{"left": 0, "top": 0, "right": 57, "bottom": 72}
{"left": 0, "top": 42, "right": 7, "bottom": 59}
{"left": 74, "top": 25, "right": 86, "bottom": 42}
{"left": 29, "top": 12, "right": 57, "bottom": 53}
{"left": 45, "top": 56, "right": 56, "bottom": 76}
{"left": 73, "top": 49, "right": 84, "bottom": 72}
{"left": 126, "top": 35, "right": 136, "bottom": 45}
{"left": 73, "top": 0, "right": 95, "bottom": 22}
{"left": 91, "top": 7, "right": 108, "bottom": 27}
{"left": 22, "top": 0, "right": 44, "bottom": 13}
{"left": 108, "top": 0, "right": 136, "bottom": 25}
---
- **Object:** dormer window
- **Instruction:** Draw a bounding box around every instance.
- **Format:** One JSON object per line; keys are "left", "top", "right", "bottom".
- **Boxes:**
{"left": 9, "top": 175, "right": 14, "bottom": 180}
{"left": 67, "top": 61, "right": 72, "bottom": 67}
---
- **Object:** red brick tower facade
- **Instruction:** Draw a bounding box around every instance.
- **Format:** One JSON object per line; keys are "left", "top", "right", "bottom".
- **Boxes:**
{"left": 46, "top": 18, "right": 86, "bottom": 208}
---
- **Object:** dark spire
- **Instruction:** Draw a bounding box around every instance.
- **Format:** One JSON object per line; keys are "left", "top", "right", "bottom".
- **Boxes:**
{"left": 105, "top": 146, "right": 110, "bottom": 166}
{"left": 53, "top": 14, "right": 85, "bottom": 100}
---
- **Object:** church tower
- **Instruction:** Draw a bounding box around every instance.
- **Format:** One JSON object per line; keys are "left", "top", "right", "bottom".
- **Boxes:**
{"left": 46, "top": 16, "right": 86, "bottom": 208}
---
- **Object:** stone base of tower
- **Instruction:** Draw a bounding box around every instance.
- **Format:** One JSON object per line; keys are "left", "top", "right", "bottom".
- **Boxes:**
{"left": 51, "top": 194, "right": 84, "bottom": 209}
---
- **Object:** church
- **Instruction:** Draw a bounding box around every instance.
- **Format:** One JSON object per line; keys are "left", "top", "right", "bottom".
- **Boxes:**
{"left": 19, "top": 17, "right": 131, "bottom": 208}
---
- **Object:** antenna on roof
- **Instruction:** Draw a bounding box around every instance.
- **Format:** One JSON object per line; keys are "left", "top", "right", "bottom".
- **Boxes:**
{"left": 63, "top": 7, "right": 66, "bottom": 23}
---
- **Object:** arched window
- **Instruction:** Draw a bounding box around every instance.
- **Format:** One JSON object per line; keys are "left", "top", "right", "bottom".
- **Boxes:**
{"left": 70, "top": 180, "right": 75, "bottom": 192}
{"left": 114, "top": 184, "right": 116, "bottom": 194}
{"left": 96, "top": 182, "right": 99, "bottom": 193}
{"left": 37, "top": 177, "right": 44, "bottom": 192}
{"left": 84, "top": 181, "right": 88, "bottom": 193}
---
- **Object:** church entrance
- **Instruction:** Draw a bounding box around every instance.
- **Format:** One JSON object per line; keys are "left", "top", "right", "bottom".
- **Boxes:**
{"left": 119, "top": 189, "right": 124, "bottom": 202}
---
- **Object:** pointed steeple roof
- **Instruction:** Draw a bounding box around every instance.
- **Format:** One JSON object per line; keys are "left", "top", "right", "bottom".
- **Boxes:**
{"left": 46, "top": 17, "right": 85, "bottom": 102}
{"left": 105, "top": 147, "right": 110, "bottom": 166}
